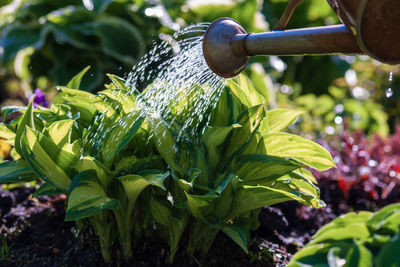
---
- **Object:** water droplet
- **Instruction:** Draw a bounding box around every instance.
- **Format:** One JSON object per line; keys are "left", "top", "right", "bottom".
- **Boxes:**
{"left": 368, "top": 160, "right": 377, "bottom": 167}
{"left": 352, "top": 86, "right": 369, "bottom": 100}
{"left": 389, "top": 71, "right": 393, "bottom": 82}
{"left": 280, "top": 85, "right": 293, "bottom": 94}
{"left": 325, "top": 126, "right": 335, "bottom": 135}
{"left": 334, "top": 116, "right": 343, "bottom": 125}
{"left": 386, "top": 88, "right": 393, "bottom": 98}
{"left": 345, "top": 69, "right": 357, "bottom": 86}
{"left": 334, "top": 104, "right": 344, "bottom": 114}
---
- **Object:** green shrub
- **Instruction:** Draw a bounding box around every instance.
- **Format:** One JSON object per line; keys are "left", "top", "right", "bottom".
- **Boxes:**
{"left": 0, "top": 68, "right": 334, "bottom": 263}
{"left": 288, "top": 203, "right": 400, "bottom": 267}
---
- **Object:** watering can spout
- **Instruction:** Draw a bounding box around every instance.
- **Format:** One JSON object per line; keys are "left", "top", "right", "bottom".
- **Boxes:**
{"left": 203, "top": 0, "right": 400, "bottom": 78}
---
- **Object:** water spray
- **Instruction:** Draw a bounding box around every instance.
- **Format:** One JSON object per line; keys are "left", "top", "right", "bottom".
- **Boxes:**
{"left": 202, "top": 0, "right": 400, "bottom": 78}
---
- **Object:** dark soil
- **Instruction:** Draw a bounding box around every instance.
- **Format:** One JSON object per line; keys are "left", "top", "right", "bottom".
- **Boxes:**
{"left": 0, "top": 185, "right": 339, "bottom": 267}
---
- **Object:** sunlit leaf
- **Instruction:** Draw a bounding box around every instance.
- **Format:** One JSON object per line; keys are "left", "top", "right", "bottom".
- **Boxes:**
{"left": 66, "top": 66, "right": 91, "bottom": 90}
{"left": 262, "top": 132, "right": 335, "bottom": 171}
{"left": 66, "top": 170, "right": 120, "bottom": 221}
{"left": 21, "top": 126, "right": 77, "bottom": 190}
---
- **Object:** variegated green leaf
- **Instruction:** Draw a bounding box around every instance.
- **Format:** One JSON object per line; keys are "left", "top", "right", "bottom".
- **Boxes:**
{"left": 106, "top": 74, "right": 130, "bottom": 91}
{"left": 75, "top": 156, "right": 113, "bottom": 189}
{"left": 15, "top": 97, "right": 35, "bottom": 155}
{"left": 21, "top": 126, "right": 77, "bottom": 190}
{"left": 66, "top": 170, "right": 120, "bottom": 221}
{"left": 0, "top": 123, "right": 16, "bottom": 145}
{"left": 0, "top": 159, "right": 36, "bottom": 183}
{"left": 236, "top": 154, "right": 301, "bottom": 183}
{"left": 98, "top": 89, "right": 136, "bottom": 114}
{"left": 102, "top": 112, "right": 145, "bottom": 163}
{"left": 232, "top": 185, "right": 309, "bottom": 215}
{"left": 224, "top": 104, "right": 265, "bottom": 158}
{"left": 226, "top": 74, "right": 264, "bottom": 108}
{"left": 66, "top": 66, "right": 91, "bottom": 90}
{"left": 185, "top": 192, "right": 218, "bottom": 220}
{"left": 262, "top": 132, "right": 335, "bottom": 171}
{"left": 34, "top": 182, "right": 64, "bottom": 196}
{"left": 221, "top": 224, "right": 249, "bottom": 253}
{"left": 117, "top": 171, "right": 168, "bottom": 204}
{"left": 149, "top": 197, "right": 187, "bottom": 262}
{"left": 53, "top": 88, "right": 98, "bottom": 127}
{"left": 202, "top": 124, "right": 241, "bottom": 173}
{"left": 48, "top": 119, "right": 75, "bottom": 146}
{"left": 260, "top": 109, "right": 304, "bottom": 133}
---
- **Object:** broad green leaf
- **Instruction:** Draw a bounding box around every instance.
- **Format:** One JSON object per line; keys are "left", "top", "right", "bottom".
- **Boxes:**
{"left": 75, "top": 156, "right": 113, "bottom": 189}
{"left": 93, "top": 100, "right": 120, "bottom": 121}
{"left": 34, "top": 182, "right": 64, "bottom": 196}
{"left": 291, "top": 168, "right": 318, "bottom": 185}
{"left": 346, "top": 242, "right": 373, "bottom": 267}
{"left": 147, "top": 116, "right": 186, "bottom": 175}
{"left": 236, "top": 154, "right": 300, "bottom": 183}
{"left": 226, "top": 74, "right": 264, "bottom": 108}
{"left": 375, "top": 233, "right": 400, "bottom": 267}
{"left": 209, "top": 89, "right": 236, "bottom": 127}
{"left": 0, "top": 123, "right": 15, "bottom": 145}
{"left": 221, "top": 224, "right": 249, "bottom": 253}
{"left": 367, "top": 203, "right": 400, "bottom": 234}
{"left": 66, "top": 66, "right": 91, "bottom": 90}
{"left": 102, "top": 113, "right": 145, "bottom": 163}
{"left": 287, "top": 243, "right": 331, "bottom": 267}
{"left": 66, "top": 170, "right": 120, "bottom": 221}
{"left": 45, "top": 5, "right": 91, "bottom": 25}
{"left": 1, "top": 106, "right": 25, "bottom": 122}
{"left": 224, "top": 104, "right": 265, "bottom": 158}
{"left": 202, "top": 124, "right": 241, "bottom": 173}
{"left": 262, "top": 132, "right": 335, "bottom": 171}
{"left": 378, "top": 212, "right": 400, "bottom": 236}
{"left": 149, "top": 197, "right": 187, "bottom": 262}
{"left": 53, "top": 88, "right": 98, "bottom": 127}
{"left": 117, "top": 171, "right": 168, "bottom": 203}
{"left": 48, "top": 119, "right": 75, "bottom": 146}
{"left": 79, "top": 16, "right": 144, "bottom": 63}
{"left": 211, "top": 177, "right": 235, "bottom": 221}
{"left": 232, "top": 185, "right": 307, "bottom": 215}
{"left": 106, "top": 74, "right": 130, "bottom": 91}
{"left": 49, "top": 23, "right": 94, "bottom": 51}
{"left": 15, "top": 97, "right": 34, "bottom": 156}
{"left": 310, "top": 224, "right": 370, "bottom": 245}
{"left": 0, "top": 159, "right": 36, "bottom": 183}
{"left": 185, "top": 192, "right": 218, "bottom": 220}
{"left": 21, "top": 127, "right": 77, "bottom": 190}
{"left": 261, "top": 109, "right": 304, "bottom": 133}
{"left": 98, "top": 89, "right": 136, "bottom": 114}
{"left": 315, "top": 211, "right": 372, "bottom": 238}
{"left": 0, "top": 23, "right": 48, "bottom": 63}
{"left": 248, "top": 63, "right": 275, "bottom": 107}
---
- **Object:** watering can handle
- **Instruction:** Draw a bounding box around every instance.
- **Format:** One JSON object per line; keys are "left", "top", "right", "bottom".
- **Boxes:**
{"left": 274, "top": 0, "right": 304, "bottom": 31}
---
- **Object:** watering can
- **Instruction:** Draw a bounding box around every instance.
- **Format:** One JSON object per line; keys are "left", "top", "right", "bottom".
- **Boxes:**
{"left": 202, "top": 0, "right": 400, "bottom": 78}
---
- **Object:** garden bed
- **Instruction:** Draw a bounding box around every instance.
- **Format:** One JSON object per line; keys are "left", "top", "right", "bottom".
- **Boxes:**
{"left": 0, "top": 184, "right": 343, "bottom": 267}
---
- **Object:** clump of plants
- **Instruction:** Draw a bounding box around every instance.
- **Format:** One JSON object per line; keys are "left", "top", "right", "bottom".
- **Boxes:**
{"left": 0, "top": 67, "right": 335, "bottom": 263}
{"left": 288, "top": 203, "right": 400, "bottom": 266}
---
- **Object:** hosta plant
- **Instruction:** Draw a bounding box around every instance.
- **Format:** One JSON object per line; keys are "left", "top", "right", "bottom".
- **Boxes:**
{"left": 0, "top": 67, "right": 335, "bottom": 263}
{"left": 288, "top": 203, "right": 400, "bottom": 267}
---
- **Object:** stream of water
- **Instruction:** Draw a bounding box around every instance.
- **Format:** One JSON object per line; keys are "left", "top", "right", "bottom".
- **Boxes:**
{"left": 84, "top": 23, "right": 226, "bottom": 154}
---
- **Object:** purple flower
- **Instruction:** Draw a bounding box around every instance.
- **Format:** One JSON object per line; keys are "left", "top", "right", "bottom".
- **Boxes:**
{"left": 31, "top": 89, "right": 49, "bottom": 108}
